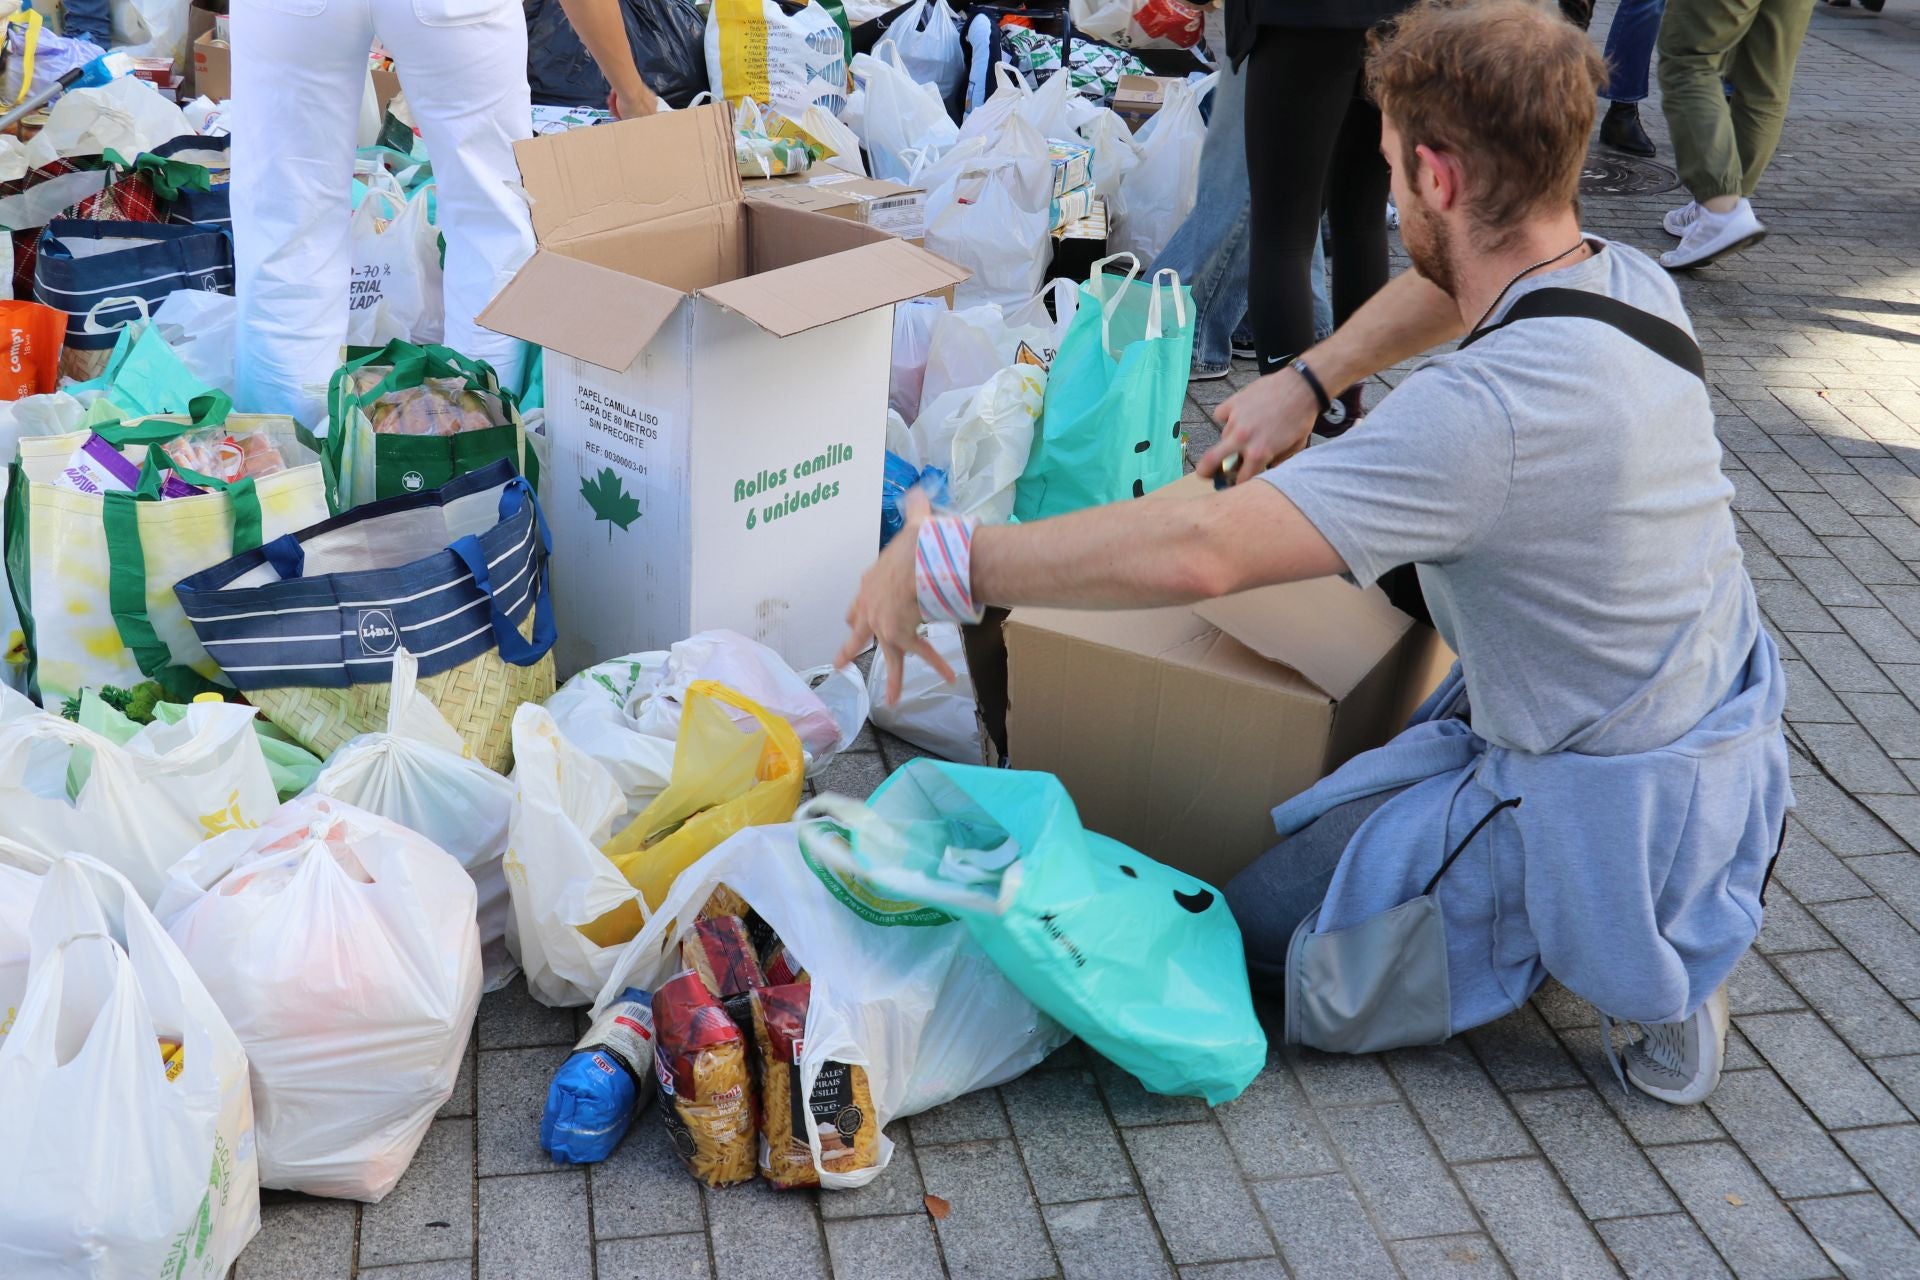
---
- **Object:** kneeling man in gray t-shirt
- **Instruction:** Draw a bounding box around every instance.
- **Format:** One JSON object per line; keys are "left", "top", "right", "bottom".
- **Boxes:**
{"left": 836, "top": 0, "right": 1791, "bottom": 1109}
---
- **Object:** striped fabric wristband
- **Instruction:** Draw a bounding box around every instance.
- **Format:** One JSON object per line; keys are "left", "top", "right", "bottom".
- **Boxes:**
{"left": 914, "top": 515, "right": 984, "bottom": 626}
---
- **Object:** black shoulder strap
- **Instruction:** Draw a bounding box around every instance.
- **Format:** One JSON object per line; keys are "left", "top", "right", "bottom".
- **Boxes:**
{"left": 1457, "top": 287, "right": 1706, "bottom": 382}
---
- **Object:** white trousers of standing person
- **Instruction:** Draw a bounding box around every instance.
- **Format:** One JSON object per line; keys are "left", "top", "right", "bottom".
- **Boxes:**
{"left": 231, "top": 0, "right": 534, "bottom": 426}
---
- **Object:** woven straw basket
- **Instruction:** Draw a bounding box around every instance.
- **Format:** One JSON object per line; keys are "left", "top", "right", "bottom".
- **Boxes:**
{"left": 251, "top": 615, "right": 554, "bottom": 774}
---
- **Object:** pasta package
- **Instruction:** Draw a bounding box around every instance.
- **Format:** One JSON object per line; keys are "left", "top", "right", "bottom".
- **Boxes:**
{"left": 682, "top": 914, "right": 767, "bottom": 1033}
{"left": 750, "top": 983, "right": 877, "bottom": 1189}
{"left": 653, "top": 971, "right": 757, "bottom": 1187}
{"left": 683, "top": 916, "right": 766, "bottom": 997}
{"left": 700, "top": 884, "right": 752, "bottom": 920}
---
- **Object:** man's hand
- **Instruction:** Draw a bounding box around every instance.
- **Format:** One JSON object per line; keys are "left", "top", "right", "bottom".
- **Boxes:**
{"left": 834, "top": 489, "right": 957, "bottom": 706}
{"left": 1198, "top": 367, "right": 1321, "bottom": 486}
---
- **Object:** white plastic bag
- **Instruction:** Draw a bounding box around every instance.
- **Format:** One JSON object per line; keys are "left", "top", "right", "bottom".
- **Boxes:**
{"left": 1070, "top": 0, "right": 1205, "bottom": 50}
{"left": 1013, "top": 59, "right": 1098, "bottom": 140}
{"left": 1112, "top": 75, "right": 1212, "bottom": 262}
{"left": 543, "top": 651, "right": 677, "bottom": 825}
{"left": 855, "top": 40, "right": 959, "bottom": 184}
{"left": 919, "top": 279, "right": 1075, "bottom": 407}
{"left": 0, "top": 837, "right": 58, "bottom": 1040}
{"left": 345, "top": 180, "right": 441, "bottom": 348}
{"left": 869, "top": 623, "right": 984, "bottom": 762}
{"left": 955, "top": 63, "right": 1029, "bottom": 148}
{"left": 504, "top": 704, "right": 649, "bottom": 1007}
{"left": 25, "top": 76, "right": 193, "bottom": 168}
{"left": 112, "top": 0, "right": 193, "bottom": 66}
{"left": 925, "top": 118, "right": 1052, "bottom": 309}
{"left": 891, "top": 0, "right": 965, "bottom": 102}
{"left": 0, "top": 689, "right": 279, "bottom": 905}
{"left": 890, "top": 295, "right": 948, "bottom": 422}
{"left": 0, "top": 854, "right": 260, "bottom": 1278}
{"left": 917, "top": 364, "right": 1046, "bottom": 522}
{"left": 1083, "top": 108, "right": 1141, "bottom": 197}
{"left": 152, "top": 290, "right": 239, "bottom": 398}
{"left": 592, "top": 819, "right": 1067, "bottom": 1188}
{"left": 158, "top": 797, "right": 482, "bottom": 1202}
{"left": 311, "top": 650, "right": 518, "bottom": 991}
{"left": 798, "top": 103, "right": 867, "bottom": 176}
{"left": 704, "top": 0, "right": 848, "bottom": 122}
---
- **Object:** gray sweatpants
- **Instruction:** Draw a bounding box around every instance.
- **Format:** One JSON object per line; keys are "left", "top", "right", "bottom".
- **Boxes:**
{"left": 1224, "top": 788, "right": 1407, "bottom": 997}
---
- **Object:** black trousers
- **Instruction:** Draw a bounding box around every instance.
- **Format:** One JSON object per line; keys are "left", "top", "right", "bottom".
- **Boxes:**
{"left": 1242, "top": 25, "right": 1392, "bottom": 374}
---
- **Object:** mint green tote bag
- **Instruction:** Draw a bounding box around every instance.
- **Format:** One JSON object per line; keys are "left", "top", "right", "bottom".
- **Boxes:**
{"left": 803, "top": 760, "right": 1265, "bottom": 1104}
{"left": 1013, "top": 254, "right": 1193, "bottom": 521}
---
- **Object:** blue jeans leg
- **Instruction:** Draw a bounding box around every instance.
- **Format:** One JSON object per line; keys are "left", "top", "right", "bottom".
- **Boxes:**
{"left": 1150, "top": 57, "right": 1250, "bottom": 373}
{"left": 1604, "top": 0, "right": 1667, "bottom": 103}
{"left": 1310, "top": 223, "right": 1333, "bottom": 343}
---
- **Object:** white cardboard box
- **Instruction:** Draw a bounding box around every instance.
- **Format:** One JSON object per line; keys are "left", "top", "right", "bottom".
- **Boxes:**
{"left": 480, "top": 105, "right": 967, "bottom": 677}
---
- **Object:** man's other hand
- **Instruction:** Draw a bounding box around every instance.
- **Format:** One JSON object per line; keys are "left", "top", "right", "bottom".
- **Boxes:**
{"left": 1200, "top": 367, "right": 1320, "bottom": 485}
{"left": 835, "top": 489, "right": 957, "bottom": 706}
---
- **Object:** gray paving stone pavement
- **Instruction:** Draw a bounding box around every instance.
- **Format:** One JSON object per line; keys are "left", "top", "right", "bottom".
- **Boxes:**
{"left": 237, "top": 2, "right": 1920, "bottom": 1274}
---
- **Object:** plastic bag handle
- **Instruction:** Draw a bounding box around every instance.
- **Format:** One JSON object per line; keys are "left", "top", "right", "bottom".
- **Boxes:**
{"left": 386, "top": 646, "right": 421, "bottom": 734}
{"left": 794, "top": 794, "right": 1017, "bottom": 916}
{"left": 1146, "top": 269, "right": 1187, "bottom": 341}
{"left": 353, "top": 182, "right": 407, "bottom": 229}
{"left": 734, "top": 95, "right": 766, "bottom": 136}
{"left": 80, "top": 294, "right": 151, "bottom": 336}
{"left": 682, "top": 678, "right": 805, "bottom": 775}
{"left": 1086, "top": 253, "right": 1142, "bottom": 352}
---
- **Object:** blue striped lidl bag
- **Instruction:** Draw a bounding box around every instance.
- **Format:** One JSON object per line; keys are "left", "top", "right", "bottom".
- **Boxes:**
{"left": 173, "top": 459, "right": 556, "bottom": 773}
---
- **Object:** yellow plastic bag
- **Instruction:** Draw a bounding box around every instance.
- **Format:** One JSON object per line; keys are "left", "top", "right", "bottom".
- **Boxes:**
{"left": 600, "top": 680, "right": 803, "bottom": 912}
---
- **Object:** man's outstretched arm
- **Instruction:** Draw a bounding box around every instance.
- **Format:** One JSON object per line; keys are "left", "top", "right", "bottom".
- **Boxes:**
{"left": 838, "top": 483, "right": 1346, "bottom": 703}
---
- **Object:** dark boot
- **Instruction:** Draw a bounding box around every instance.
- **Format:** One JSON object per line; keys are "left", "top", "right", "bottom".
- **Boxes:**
{"left": 1317, "top": 385, "right": 1365, "bottom": 439}
{"left": 1601, "top": 101, "right": 1656, "bottom": 158}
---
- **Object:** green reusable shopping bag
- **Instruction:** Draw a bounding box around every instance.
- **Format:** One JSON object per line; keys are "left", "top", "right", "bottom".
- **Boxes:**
{"left": 1013, "top": 254, "right": 1193, "bottom": 521}
{"left": 322, "top": 339, "right": 536, "bottom": 513}
{"left": 804, "top": 760, "right": 1266, "bottom": 1104}
{"left": 3, "top": 393, "right": 331, "bottom": 707}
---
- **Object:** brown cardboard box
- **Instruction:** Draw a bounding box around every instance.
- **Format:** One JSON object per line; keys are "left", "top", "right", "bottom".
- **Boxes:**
{"left": 1112, "top": 75, "right": 1182, "bottom": 132}
{"left": 193, "top": 31, "right": 230, "bottom": 102}
{"left": 742, "top": 173, "right": 929, "bottom": 242}
{"left": 1004, "top": 484, "right": 1454, "bottom": 886}
{"left": 478, "top": 105, "right": 968, "bottom": 674}
{"left": 185, "top": 3, "right": 225, "bottom": 94}
{"left": 372, "top": 68, "right": 402, "bottom": 117}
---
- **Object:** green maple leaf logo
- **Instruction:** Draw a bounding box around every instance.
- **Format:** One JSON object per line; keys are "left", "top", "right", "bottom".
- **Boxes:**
{"left": 580, "top": 467, "right": 641, "bottom": 541}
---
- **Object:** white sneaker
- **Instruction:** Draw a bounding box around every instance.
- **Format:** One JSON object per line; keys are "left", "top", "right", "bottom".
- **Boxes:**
{"left": 1660, "top": 199, "right": 1767, "bottom": 270}
{"left": 1622, "top": 983, "right": 1730, "bottom": 1105}
{"left": 1662, "top": 200, "right": 1702, "bottom": 237}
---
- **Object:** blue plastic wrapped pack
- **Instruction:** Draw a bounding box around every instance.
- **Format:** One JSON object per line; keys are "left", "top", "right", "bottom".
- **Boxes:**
{"left": 541, "top": 987, "right": 658, "bottom": 1164}
{"left": 880, "top": 451, "right": 950, "bottom": 547}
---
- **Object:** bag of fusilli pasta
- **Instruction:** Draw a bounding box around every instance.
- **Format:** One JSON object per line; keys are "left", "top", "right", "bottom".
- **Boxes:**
{"left": 652, "top": 970, "right": 757, "bottom": 1187}
{"left": 751, "top": 981, "right": 878, "bottom": 1188}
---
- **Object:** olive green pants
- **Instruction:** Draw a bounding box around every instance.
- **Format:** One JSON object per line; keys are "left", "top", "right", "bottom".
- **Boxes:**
{"left": 1657, "top": 0, "right": 1816, "bottom": 202}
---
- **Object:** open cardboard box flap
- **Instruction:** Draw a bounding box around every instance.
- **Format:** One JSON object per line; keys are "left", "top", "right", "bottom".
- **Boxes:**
{"left": 1194, "top": 579, "right": 1413, "bottom": 700}
{"left": 513, "top": 104, "right": 741, "bottom": 245}
{"left": 1035, "top": 473, "right": 1415, "bottom": 700}
{"left": 489, "top": 101, "right": 970, "bottom": 361}
{"left": 702, "top": 236, "right": 969, "bottom": 338}
{"left": 477, "top": 249, "right": 683, "bottom": 373}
